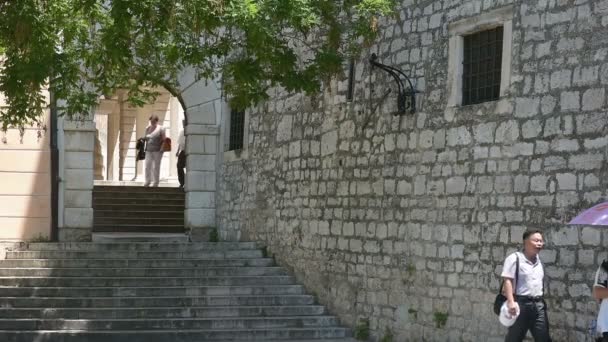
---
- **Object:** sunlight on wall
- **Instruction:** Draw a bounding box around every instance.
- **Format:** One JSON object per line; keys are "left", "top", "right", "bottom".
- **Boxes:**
{"left": 0, "top": 113, "right": 52, "bottom": 240}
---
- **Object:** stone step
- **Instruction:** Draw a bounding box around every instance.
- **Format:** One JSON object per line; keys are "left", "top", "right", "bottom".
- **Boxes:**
{"left": 0, "top": 295, "right": 316, "bottom": 308}
{"left": 93, "top": 198, "right": 185, "bottom": 205}
{"left": 6, "top": 250, "right": 263, "bottom": 259}
{"left": 0, "top": 305, "right": 327, "bottom": 319}
{"left": 93, "top": 188, "right": 184, "bottom": 196}
{"left": 92, "top": 193, "right": 184, "bottom": 199}
{"left": 272, "top": 340, "right": 357, "bottom": 342}
{"left": 91, "top": 233, "right": 189, "bottom": 242}
{"left": 0, "top": 258, "right": 273, "bottom": 268}
{"left": 0, "top": 276, "right": 295, "bottom": 287}
{"left": 92, "top": 224, "right": 187, "bottom": 233}
{"left": 0, "top": 267, "right": 286, "bottom": 277}
{"left": 93, "top": 190, "right": 184, "bottom": 197}
{"left": 0, "top": 327, "right": 350, "bottom": 341}
{"left": 94, "top": 210, "right": 184, "bottom": 218}
{"left": 0, "top": 316, "right": 339, "bottom": 330}
{"left": 0, "top": 285, "right": 305, "bottom": 297}
{"left": 0, "top": 237, "right": 353, "bottom": 341}
{"left": 93, "top": 204, "right": 186, "bottom": 212}
{"left": 94, "top": 186, "right": 184, "bottom": 193}
{"left": 9, "top": 242, "right": 258, "bottom": 251}
{"left": 93, "top": 191, "right": 186, "bottom": 201}
{"left": 94, "top": 217, "right": 185, "bottom": 225}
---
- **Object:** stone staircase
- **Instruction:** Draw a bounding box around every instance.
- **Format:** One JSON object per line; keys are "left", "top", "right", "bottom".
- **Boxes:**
{"left": 0, "top": 242, "right": 354, "bottom": 341}
{"left": 93, "top": 185, "right": 186, "bottom": 233}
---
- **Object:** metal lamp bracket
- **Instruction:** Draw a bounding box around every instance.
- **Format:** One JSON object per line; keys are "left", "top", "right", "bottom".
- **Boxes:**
{"left": 370, "top": 53, "right": 417, "bottom": 115}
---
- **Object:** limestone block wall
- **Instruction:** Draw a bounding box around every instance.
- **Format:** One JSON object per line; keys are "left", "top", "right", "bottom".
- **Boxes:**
{"left": 178, "top": 70, "right": 222, "bottom": 241}
{"left": 61, "top": 120, "right": 95, "bottom": 241}
{"left": 217, "top": 0, "right": 608, "bottom": 340}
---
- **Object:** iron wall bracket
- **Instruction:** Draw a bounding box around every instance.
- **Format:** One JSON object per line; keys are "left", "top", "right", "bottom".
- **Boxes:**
{"left": 370, "top": 53, "right": 417, "bottom": 115}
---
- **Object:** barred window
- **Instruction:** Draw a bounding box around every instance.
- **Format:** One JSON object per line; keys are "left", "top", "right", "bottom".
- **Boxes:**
{"left": 462, "top": 26, "right": 503, "bottom": 105}
{"left": 228, "top": 109, "right": 245, "bottom": 151}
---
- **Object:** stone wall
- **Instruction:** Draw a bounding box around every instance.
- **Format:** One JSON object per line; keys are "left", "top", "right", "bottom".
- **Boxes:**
{"left": 218, "top": 0, "right": 608, "bottom": 340}
{"left": 62, "top": 120, "right": 95, "bottom": 241}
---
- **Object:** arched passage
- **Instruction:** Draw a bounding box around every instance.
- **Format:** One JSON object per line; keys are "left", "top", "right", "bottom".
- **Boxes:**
{"left": 59, "top": 71, "right": 224, "bottom": 241}
{"left": 92, "top": 89, "right": 185, "bottom": 184}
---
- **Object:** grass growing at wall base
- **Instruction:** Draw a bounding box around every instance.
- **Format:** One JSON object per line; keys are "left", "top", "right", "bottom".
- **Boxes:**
{"left": 354, "top": 318, "right": 370, "bottom": 340}
{"left": 27, "top": 234, "right": 51, "bottom": 243}
{"left": 208, "top": 228, "right": 219, "bottom": 242}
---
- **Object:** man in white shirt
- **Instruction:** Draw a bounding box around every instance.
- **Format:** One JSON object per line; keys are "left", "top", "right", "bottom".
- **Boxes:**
{"left": 501, "top": 230, "right": 550, "bottom": 342}
{"left": 176, "top": 119, "right": 186, "bottom": 188}
{"left": 593, "top": 260, "right": 608, "bottom": 341}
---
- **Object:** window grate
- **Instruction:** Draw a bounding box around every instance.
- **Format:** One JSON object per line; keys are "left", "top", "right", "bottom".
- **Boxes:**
{"left": 228, "top": 109, "right": 245, "bottom": 151}
{"left": 462, "top": 26, "right": 503, "bottom": 105}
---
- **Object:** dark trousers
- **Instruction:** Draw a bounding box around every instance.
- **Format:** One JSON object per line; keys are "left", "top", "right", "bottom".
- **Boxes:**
{"left": 177, "top": 151, "right": 186, "bottom": 187}
{"left": 505, "top": 298, "right": 550, "bottom": 342}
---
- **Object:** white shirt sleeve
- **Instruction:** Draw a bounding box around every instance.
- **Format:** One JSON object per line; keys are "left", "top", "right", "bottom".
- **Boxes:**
{"left": 501, "top": 253, "right": 518, "bottom": 280}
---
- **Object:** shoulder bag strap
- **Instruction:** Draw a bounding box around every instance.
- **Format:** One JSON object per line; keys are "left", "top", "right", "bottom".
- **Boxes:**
{"left": 514, "top": 253, "right": 519, "bottom": 296}
{"left": 541, "top": 259, "right": 544, "bottom": 295}
{"left": 498, "top": 253, "right": 520, "bottom": 295}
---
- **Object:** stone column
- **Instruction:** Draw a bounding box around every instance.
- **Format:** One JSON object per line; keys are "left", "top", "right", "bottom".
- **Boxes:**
{"left": 61, "top": 120, "right": 95, "bottom": 241}
{"left": 107, "top": 103, "right": 120, "bottom": 181}
{"left": 168, "top": 97, "right": 181, "bottom": 178}
{"left": 185, "top": 104, "right": 219, "bottom": 241}
{"left": 135, "top": 107, "right": 148, "bottom": 181}
{"left": 119, "top": 103, "right": 138, "bottom": 181}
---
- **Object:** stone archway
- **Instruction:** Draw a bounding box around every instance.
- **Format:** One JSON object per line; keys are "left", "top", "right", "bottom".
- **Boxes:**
{"left": 59, "top": 71, "right": 224, "bottom": 242}
{"left": 171, "top": 71, "right": 223, "bottom": 241}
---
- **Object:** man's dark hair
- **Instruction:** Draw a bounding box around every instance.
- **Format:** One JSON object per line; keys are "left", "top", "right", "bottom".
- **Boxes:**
{"left": 523, "top": 229, "right": 543, "bottom": 241}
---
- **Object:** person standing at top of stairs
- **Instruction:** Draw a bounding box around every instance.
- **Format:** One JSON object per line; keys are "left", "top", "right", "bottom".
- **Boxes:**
{"left": 143, "top": 114, "right": 166, "bottom": 187}
{"left": 176, "top": 119, "right": 186, "bottom": 189}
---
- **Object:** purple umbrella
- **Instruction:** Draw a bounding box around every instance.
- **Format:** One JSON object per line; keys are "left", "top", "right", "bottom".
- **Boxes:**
{"left": 569, "top": 202, "right": 608, "bottom": 225}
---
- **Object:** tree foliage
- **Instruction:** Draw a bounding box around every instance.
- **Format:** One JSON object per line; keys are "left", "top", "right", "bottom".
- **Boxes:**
{"left": 0, "top": 0, "right": 395, "bottom": 129}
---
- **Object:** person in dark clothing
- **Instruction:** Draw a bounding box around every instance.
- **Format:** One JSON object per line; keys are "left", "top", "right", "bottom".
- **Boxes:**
{"left": 176, "top": 119, "right": 186, "bottom": 188}
{"left": 136, "top": 138, "right": 146, "bottom": 161}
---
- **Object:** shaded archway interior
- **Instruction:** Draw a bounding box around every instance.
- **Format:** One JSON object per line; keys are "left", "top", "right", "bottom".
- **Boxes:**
{"left": 93, "top": 88, "right": 186, "bottom": 185}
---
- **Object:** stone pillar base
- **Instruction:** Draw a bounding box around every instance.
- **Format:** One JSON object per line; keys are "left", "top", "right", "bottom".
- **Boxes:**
{"left": 184, "top": 122, "right": 219, "bottom": 242}
{"left": 59, "top": 228, "right": 92, "bottom": 242}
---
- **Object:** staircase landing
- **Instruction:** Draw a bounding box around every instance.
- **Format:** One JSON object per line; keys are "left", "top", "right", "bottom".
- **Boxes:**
{"left": 92, "top": 232, "right": 189, "bottom": 242}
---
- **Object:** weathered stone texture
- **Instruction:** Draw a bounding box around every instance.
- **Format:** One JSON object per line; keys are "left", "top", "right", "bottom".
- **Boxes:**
{"left": 61, "top": 122, "right": 96, "bottom": 241}
{"left": 218, "top": 1, "right": 608, "bottom": 341}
